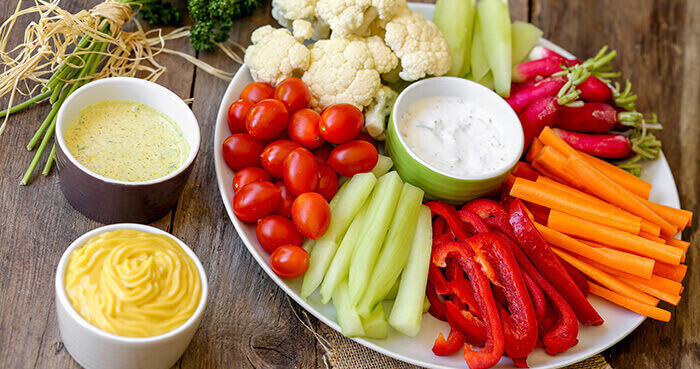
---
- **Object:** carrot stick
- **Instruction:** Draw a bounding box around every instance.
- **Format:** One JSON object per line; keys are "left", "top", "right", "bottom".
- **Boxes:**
{"left": 512, "top": 161, "right": 540, "bottom": 181}
{"left": 653, "top": 262, "right": 687, "bottom": 283}
{"left": 588, "top": 282, "right": 671, "bottom": 322}
{"left": 552, "top": 247, "right": 659, "bottom": 306}
{"left": 639, "top": 231, "right": 666, "bottom": 244}
{"left": 564, "top": 153, "right": 678, "bottom": 237}
{"left": 539, "top": 127, "right": 652, "bottom": 199}
{"left": 619, "top": 277, "right": 681, "bottom": 305}
{"left": 526, "top": 137, "right": 544, "bottom": 162}
{"left": 533, "top": 146, "right": 587, "bottom": 190}
{"left": 535, "top": 223, "right": 655, "bottom": 279}
{"left": 662, "top": 236, "right": 690, "bottom": 253}
{"left": 511, "top": 177, "right": 642, "bottom": 234}
{"left": 640, "top": 220, "right": 662, "bottom": 237}
{"left": 547, "top": 210, "right": 684, "bottom": 265}
{"left": 641, "top": 200, "right": 692, "bottom": 231}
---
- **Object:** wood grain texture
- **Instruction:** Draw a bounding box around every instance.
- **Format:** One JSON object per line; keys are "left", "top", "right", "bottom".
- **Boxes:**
{"left": 0, "top": 0, "right": 696, "bottom": 368}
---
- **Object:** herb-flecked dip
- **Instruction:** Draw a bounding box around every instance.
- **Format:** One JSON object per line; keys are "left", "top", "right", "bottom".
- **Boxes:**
{"left": 64, "top": 100, "right": 190, "bottom": 182}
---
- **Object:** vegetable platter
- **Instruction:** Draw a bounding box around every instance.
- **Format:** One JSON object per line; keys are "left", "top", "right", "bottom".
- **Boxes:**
{"left": 214, "top": 3, "right": 683, "bottom": 368}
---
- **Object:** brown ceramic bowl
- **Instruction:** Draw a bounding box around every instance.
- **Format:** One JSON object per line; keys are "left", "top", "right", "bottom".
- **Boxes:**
{"left": 55, "top": 77, "right": 200, "bottom": 224}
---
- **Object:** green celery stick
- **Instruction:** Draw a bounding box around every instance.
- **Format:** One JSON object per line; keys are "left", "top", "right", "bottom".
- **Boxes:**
{"left": 478, "top": 0, "right": 512, "bottom": 97}
{"left": 371, "top": 154, "right": 394, "bottom": 178}
{"left": 361, "top": 303, "right": 388, "bottom": 339}
{"left": 434, "top": 0, "right": 476, "bottom": 76}
{"left": 347, "top": 171, "right": 403, "bottom": 305}
{"left": 388, "top": 205, "right": 433, "bottom": 337}
{"left": 511, "top": 21, "right": 543, "bottom": 66}
{"left": 333, "top": 280, "right": 365, "bottom": 337}
{"left": 356, "top": 183, "right": 424, "bottom": 318}
{"left": 470, "top": 15, "right": 490, "bottom": 81}
{"left": 384, "top": 277, "right": 400, "bottom": 300}
{"left": 301, "top": 173, "right": 377, "bottom": 298}
{"left": 422, "top": 295, "right": 431, "bottom": 314}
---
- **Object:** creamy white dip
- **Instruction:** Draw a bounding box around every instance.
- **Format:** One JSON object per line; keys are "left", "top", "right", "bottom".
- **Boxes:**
{"left": 398, "top": 96, "right": 509, "bottom": 176}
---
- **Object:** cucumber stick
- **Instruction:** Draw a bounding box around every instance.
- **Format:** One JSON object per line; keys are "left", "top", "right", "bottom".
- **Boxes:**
{"left": 470, "top": 16, "right": 489, "bottom": 81}
{"left": 371, "top": 154, "right": 394, "bottom": 178}
{"left": 385, "top": 277, "right": 400, "bottom": 300}
{"left": 356, "top": 183, "right": 424, "bottom": 318}
{"left": 434, "top": 0, "right": 476, "bottom": 76}
{"left": 511, "top": 21, "right": 543, "bottom": 66}
{"left": 301, "top": 173, "right": 377, "bottom": 298}
{"left": 333, "top": 280, "right": 365, "bottom": 337}
{"left": 388, "top": 205, "right": 433, "bottom": 337}
{"left": 347, "top": 171, "right": 403, "bottom": 305}
{"left": 478, "top": 0, "right": 512, "bottom": 97}
{"left": 361, "top": 303, "right": 388, "bottom": 339}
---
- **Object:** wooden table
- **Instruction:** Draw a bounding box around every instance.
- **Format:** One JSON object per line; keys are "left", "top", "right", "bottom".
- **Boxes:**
{"left": 1, "top": 0, "right": 697, "bottom": 368}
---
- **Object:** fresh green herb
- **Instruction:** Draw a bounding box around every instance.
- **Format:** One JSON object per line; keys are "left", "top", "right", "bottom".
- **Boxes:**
{"left": 188, "top": 0, "right": 263, "bottom": 51}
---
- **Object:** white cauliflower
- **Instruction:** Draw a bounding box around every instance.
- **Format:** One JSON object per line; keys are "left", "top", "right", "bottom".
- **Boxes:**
{"left": 364, "top": 85, "right": 398, "bottom": 140}
{"left": 302, "top": 36, "right": 399, "bottom": 110}
{"left": 244, "top": 24, "right": 313, "bottom": 85}
{"left": 292, "top": 19, "right": 315, "bottom": 41}
{"left": 384, "top": 7, "right": 451, "bottom": 81}
{"left": 271, "top": 0, "right": 330, "bottom": 39}
{"left": 315, "top": 0, "right": 405, "bottom": 37}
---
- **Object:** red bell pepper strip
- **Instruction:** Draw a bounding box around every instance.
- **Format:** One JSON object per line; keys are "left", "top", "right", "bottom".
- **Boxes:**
{"left": 521, "top": 269, "right": 547, "bottom": 323}
{"left": 426, "top": 281, "right": 448, "bottom": 321}
{"left": 457, "top": 210, "right": 492, "bottom": 234}
{"left": 426, "top": 201, "right": 470, "bottom": 241}
{"left": 432, "top": 328, "right": 466, "bottom": 356}
{"left": 447, "top": 279, "right": 481, "bottom": 317}
{"left": 428, "top": 264, "right": 451, "bottom": 295}
{"left": 445, "top": 258, "right": 464, "bottom": 281}
{"left": 445, "top": 300, "right": 487, "bottom": 347}
{"left": 434, "top": 233, "right": 454, "bottom": 245}
{"left": 463, "top": 199, "right": 517, "bottom": 241}
{"left": 433, "top": 241, "right": 504, "bottom": 369}
{"left": 433, "top": 216, "right": 446, "bottom": 238}
{"left": 512, "top": 357, "right": 529, "bottom": 368}
{"left": 561, "top": 259, "right": 590, "bottom": 296}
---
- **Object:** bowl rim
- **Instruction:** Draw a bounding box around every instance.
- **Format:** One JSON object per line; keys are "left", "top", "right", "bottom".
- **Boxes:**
{"left": 390, "top": 76, "right": 524, "bottom": 181}
{"left": 55, "top": 76, "right": 201, "bottom": 186}
{"left": 55, "top": 223, "right": 208, "bottom": 343}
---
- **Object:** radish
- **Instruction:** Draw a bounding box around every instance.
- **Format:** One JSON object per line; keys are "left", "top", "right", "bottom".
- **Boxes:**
{"left": 506, "top": 76, "right": 567, "bottom": 114}
{"left": 528, "top": 46, "right": 583, "bottom": 64}
{"left": 519, "top": 96, "right": 561, "bottom": 151}
{"left": 552, "top": 128, "right": 630, "bottom": 159}
{"left": 512, "top": 57, "right": 568, "bottom": 83}
{"left": 511, "top": 78, "right": 540, "bottom": 95}
{"left": 557, "top": 102, "right": 618, "bottom": 133}
{"left": 578, "top": 75, "right": 613, "bottom": 102}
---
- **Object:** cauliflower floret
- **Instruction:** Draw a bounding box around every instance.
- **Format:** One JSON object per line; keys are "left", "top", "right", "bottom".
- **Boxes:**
{"left": 293, "top": 19, "right": 315, "bottom": 41}
{"left": 244, "top": 25, "right": 312, "bottom": 85}
{"left": 302, "top": 36, "right": 399, "bottom": 110}
{"left": 364, "top": 85, "right": 398, "bottom": 140}
{"left": 384, "top": 7, "right": 451, "bottom": 81}
{"left": 271, "top": 0, "right": 331, "bottom": 39}
{"left": 315, "top": 0, "right": 405, "bottom": 37}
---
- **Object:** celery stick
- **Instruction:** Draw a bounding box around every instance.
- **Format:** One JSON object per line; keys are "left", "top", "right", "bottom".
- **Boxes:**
{"left": 478, "top": 0, "right": 512, "bottom": 97}
{"left": 371, "top": 155, "right": 394, "bottom": 178}
{"left": 511, "top": 21, "right": 543, "bottom": 66}
{"left": 434, "top": 0, "right": 476, "bottom": 76}
{"left": 347, "top": 171, "right": 403, "bottom": 305}
{"left": 319, "top": 204, "right": 370, "bottom": 303}
{"left": 388, "top": 205, "right": 432, "bottom": 337}
{"left": 302, "top": 238, "right": 315, "bottom": 253}
{"left": 361, "top": 303, "right": 388, "bottom": 339}
{"left": 357, "top": 183, "right": 424, "bottom": 318}
{"left": 301, "top": 173, "right": 377, "bottom": 298}
{"left": 470, "top": 16, "right": 490, "bottom": 81}
{"left": 333, "top": 280, "right": 365, "bottom": 337}
{"left": 385, "top": 277, "right": 400, "bottom": 300}
{"left": 422, "top": 295, "right": 431, "bottom": 314}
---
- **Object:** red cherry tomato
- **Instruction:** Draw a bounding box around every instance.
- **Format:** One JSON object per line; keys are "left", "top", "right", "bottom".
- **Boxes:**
{"left": 270, "top": 245, "right": 309, "bottom": 279}
{"left": 274, "top": 77, "right": 311, "bottom": 112}
{"left": 291, "top": 192, "right": 331, "bottom": 239}
{"left": 355, "top": 131, "right": 376, "bottom": 144}
{"left": 232, "top": 167, "right": 271, "bottom": 192}
{"left": 227, "top": 99, "right": 253, "bottom": 134}
{"left": 275, "top": 181, "right": 296, "bottom": 217}
{"left": 283, "top": 148, "right": 319, "bottom": 196}
{"left": 312, "top": 143, "right": 334, "bottom": 165}
{"left": 246, "top": 99, "right": 289, "bottom": 140}
{"left": 232, "top": 181, "right": 282, "bottom": 223}
{"left": 327, "top": 140, "right": 378, "bottom": 177}
{"left": 316, "top": 164, "right": 339, "bottom": 201}
{"left": 240, "top": 82, "right": 274, "bottom": 103}
{"left": 222, "top": 133, "right": 264, "bottom": 171}
{"left": 287, "top": 108, "right": 324, "bottom": 149}
{"left": 256, "top": 215, "right": 304, "bottom": 254}
{"left": 260, "top": 140, "right": 301, "bottom": 178}
{"left": 319, "top": 103, "right": 364, "bottom": 143}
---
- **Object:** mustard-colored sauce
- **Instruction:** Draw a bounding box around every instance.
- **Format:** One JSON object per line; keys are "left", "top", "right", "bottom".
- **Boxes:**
{"left": 64, "top": 229, "right": 201, "bottom": 338}
{"left": 64, "top": 100, "right": 190, "bottom": 182}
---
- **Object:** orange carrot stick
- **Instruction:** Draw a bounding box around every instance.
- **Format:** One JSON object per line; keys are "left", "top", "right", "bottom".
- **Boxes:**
{"left": 526, "top": 137, "right": 544, "bottom": 162}
{"left": 512, "top": 161, "right": 540, "bottom": 181}
{"left": 588, "top": 282, "right": 671, "bottom": 322}
{"left": 533, "top": 146, "right": 587, "bottom": 190}
{"left": 641, "top": 220, "right": 663, "bottom": 237}
{"left": 641, "top": 200, "right": 692, "bottom": 231}
{"left": 547, "top": 210, "right": 684, "bottom": 265}
{"left": 564, "top": 153, "right": 678, "bottom": 237}
{"left": 619, "top": 277, "right": 681, "bottom": 306}
{"left": 639, "top": 231, "right": 666, "bottom": 244}
{"left": 653, "top": 262, "right": 687, "bottom": 283}
{"left": 552, "top": 247, "right": 659, "bottom": 306}
{"left": 662, "top": 236, "right": 690, "bottom": 253}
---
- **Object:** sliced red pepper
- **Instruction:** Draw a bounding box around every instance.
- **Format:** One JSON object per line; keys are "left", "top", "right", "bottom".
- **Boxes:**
{"left": 445, "top": 258, "right": 464, "bottom": 281}
{"left": 561, "top": 259, "right": 590, "bottom": 296}
{"left": 428, "top": 264, "right": 451, "bottom": 295}
{"left": 463, "top": 199, "right": 517, "bottom": 241}
{"left": 521, "top": 268, "right": 547, "bottom": 323}
{"left": 447, "top": 279, "right": 480, "bottom": 317}
{"left": 426, "top": 281, "right": 447, "bottom": 321}
{"left": 433, "top": 241, "right": 504, "bottom": 369}
{"left": 445, "top": 300, "right": 487, "bottom": 347}
{"left": 509, "top": 199, "right": 603, "bottom": 326}
{"left": 426, "top": 201, "right": 470, "bottom": 241}
{"left": 434, "top": 233, "right": 454, "bottom": 245}
{"left": 457, "top": 210, "right": 492, "bottom": 234}
{"left": 492, "top": 285, "right": 508, "bottom": 309}
{"left": 433, "top": 216, "right": 446, "bottom": 238}
{"left": 432, "top": 328, "right": 466, "bottom": 356}
{"left": 512, "top": 357, "right": 529, "bottom": 368}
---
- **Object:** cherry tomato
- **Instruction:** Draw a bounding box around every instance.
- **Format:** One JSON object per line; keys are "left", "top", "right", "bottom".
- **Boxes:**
{"left": 355, "top": 131, "right": 376, "bottom": 144}
{"left": 232, "top": 167, "right": 271, "bottom": 192}
{"left": 227, "top": 99, "right": 253, "bottom": 134}
{"left": 327, "top": 140, "right": 378, "bottom": 177}
{"left": 260, "top": 140, "right": 301, "bottom": 178}
{"left": 287, "top": 108, "right": 324, "bottom": 149}
{"left": 256, "top": 215, "right": 304, "bottom": 254}
{"left": 283, "top": 148, "right": 319, "bottom": 196}
{"left": 222, "top": 133, "right": 264, "bottom": 171}
{"left": 270, "top": 245, "right": 309, "bottom": 279}
{"left": 274, "top": 77, "right": 311, "bottom": 112}
{"left": 275, "top": 181, "right": 296, "bottom": 217}
{"left": 316, "top": 164, "right": 339, "bottom": 201}
{"left": 246, "top": 99, "right": 289, "bottom": 140}
{"left": 312, "top": 143, "right": 334, "bottom": 165}
{"left": 232, "top": 181, "right": 282, "bottom": 223}
{"left": 291, "top": 192, "right": 331, "bottom": 239}
{"left": 240, "top": 82, "right": 274, "bottom": 103}
{"left": 319, "top": 103, "right": 364, "bottom": 143}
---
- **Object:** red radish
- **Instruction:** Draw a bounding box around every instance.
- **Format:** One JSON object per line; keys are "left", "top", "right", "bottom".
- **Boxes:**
{"left": 528, "top": 46, "right": 583, "bottom": 65}
{"left": 512, "top": 57, "right": 567, "bottom": 83}
{"left": 557, "top": 102, "right": 618, "bottom": 133}
{"left": 552, "top": 128, "right": 631, "bottom": 159}
{"left": 518, "top": 96, "right": 561, "bottom": 151}
{"left": 506, "top": 76, "right": 567, "bottom": 115}
{"left": 511, "top": 78, "right": 540, "bottom": 95}
{"left": 578, "top": 75, "right": 613, "bottom": 102}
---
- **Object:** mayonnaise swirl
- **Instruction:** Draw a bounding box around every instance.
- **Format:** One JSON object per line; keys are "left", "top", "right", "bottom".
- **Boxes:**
{"left": 64, "top": 229, "right": 201, "bottom": 338}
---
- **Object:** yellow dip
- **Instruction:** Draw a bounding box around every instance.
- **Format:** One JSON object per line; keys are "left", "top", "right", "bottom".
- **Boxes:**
{"left": 64, "top": 100, "right": 190, "bottom": 182}
{"left": 64, "top": 229, "right": 201, "bottom": 338}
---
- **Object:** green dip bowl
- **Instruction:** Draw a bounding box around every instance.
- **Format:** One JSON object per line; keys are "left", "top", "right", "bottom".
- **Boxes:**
{"left": 386, "top": 77, "right": 523, "bottom": 204}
